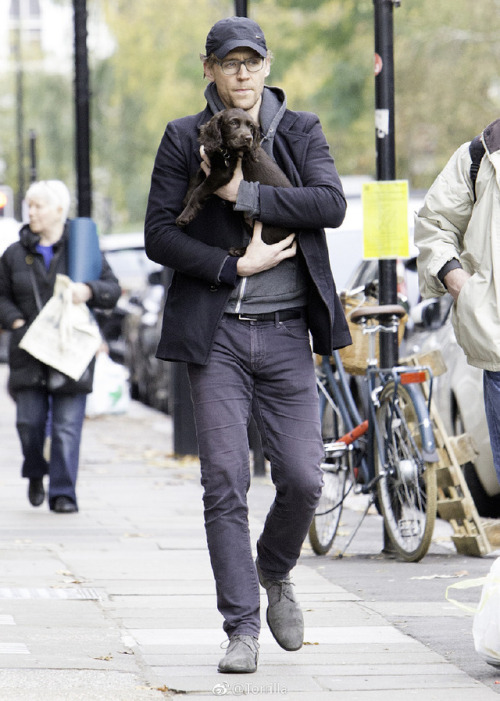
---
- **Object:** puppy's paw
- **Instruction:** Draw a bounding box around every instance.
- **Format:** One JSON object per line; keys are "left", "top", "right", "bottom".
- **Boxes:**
{"left": 228, "top": 246, "right": 246, "bottom": 257}
{"left": 176, "top": 215, "right": 190, "bottom": 228}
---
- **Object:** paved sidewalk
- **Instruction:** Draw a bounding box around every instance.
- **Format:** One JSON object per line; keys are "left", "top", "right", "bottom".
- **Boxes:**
{"left": 0, "top": 364, "right": 497, "bottom": 700}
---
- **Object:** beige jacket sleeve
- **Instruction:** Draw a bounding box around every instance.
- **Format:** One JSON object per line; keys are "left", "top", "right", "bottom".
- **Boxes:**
{"left": 414, "top": 142, "right": 475, "bottom": 299}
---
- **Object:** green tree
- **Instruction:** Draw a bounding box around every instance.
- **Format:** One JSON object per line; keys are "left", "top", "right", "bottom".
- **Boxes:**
{"left": 94, "top": 0, "right": 229, "bottom": 230}
{"left": 395, "top": 0, "right": 500, "bottom": 187}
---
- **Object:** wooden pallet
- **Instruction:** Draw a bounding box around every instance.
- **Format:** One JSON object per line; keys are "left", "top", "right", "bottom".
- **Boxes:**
{"left": 403, "top": 349, "right": 493, "bottom": 557}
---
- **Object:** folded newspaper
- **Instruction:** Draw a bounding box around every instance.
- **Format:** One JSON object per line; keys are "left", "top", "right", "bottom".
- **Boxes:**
{"left": 19, "top": 274, "right": 101, "bottom": 380}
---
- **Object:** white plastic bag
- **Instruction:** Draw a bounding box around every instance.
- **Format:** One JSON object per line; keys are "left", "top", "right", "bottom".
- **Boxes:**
{"left": 85, "top": 352, "right": 130, "bottom": 417}
{"left": 446, "top": 557, "right": 500, "bottom": 666}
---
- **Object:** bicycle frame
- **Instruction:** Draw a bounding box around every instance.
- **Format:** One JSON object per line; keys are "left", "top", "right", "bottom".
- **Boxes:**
{"left": 318, "top": 353, "right": 437, "bottom": 482}
{"left": 312, "top": 310, "right": 439, "bottom": 560}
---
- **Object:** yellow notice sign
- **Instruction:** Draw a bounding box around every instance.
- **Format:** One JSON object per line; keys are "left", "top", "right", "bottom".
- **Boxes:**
{"left": 362, "top": 180, "right": 409, "bottom": 259}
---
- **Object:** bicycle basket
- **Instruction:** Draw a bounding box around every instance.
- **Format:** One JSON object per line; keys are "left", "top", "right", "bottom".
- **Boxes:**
{"left": 338, "top": 291, "right": 407, "bottom": 375}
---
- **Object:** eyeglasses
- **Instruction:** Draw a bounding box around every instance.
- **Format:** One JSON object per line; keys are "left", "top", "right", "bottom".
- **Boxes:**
{"left": 215, "top": 57, "right": 265, "bottom": 75}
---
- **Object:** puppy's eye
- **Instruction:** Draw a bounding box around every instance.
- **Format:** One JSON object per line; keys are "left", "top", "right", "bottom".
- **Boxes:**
{"left": 228, "top": 119, "right": 239, "bottom": 127}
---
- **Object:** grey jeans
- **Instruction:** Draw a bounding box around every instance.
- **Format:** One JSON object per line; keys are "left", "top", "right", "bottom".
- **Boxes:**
{"left": 187, "top": 313, "right": 324, "bottom": 638}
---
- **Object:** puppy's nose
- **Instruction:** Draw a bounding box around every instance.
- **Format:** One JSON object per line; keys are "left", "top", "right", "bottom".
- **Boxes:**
{"left": 244, "top": 134, "right": 253, "bottom": 144}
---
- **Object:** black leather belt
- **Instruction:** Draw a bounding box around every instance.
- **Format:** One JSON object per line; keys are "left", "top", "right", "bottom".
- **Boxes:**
{"left": 226, "top": 309, "right": 304, "bottom": 323}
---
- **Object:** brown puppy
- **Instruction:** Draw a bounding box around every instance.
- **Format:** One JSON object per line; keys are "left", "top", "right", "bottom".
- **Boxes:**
{"left": 176, "top": 108, "right": 292, "bottom": 255}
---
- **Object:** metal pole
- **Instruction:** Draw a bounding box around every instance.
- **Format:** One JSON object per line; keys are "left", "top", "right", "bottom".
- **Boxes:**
{"left": 234, "top": 0, "right": 248, "bottom": 16}
{"left": 29, "top": 130, "right": 37, "bottom": 183}
{"left": 161, "top": 267, "right": 198, "bottom": 457}
{"left": 373, "top": 0, "right": 400, "bottom": 369}
{"left": 13, "top": 15, "right": 25, "bottom": 219}
{"left": 172, "top": 362, "right": 199, "bottom": 456}
{"left": 373, "top": 0, "right": 401, "bottom": 555}
{"left": 73, "top": 0, "right": 92, "bottom": 217}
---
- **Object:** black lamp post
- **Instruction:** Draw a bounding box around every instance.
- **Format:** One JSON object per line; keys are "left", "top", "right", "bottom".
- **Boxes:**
{"left": 73, "top": 0, "right": 92, "bottom": 217}
{"left": 234, "top": 0, "right": 248, "bottom": 16}
{"left": 374, "top": 0, "right": 402, "bottom": 554}
{"left": 12, "top": 12, "right": 25, "bottom": 220}
{"left": 373, "top": 0, "right": 401, "bottom": 369}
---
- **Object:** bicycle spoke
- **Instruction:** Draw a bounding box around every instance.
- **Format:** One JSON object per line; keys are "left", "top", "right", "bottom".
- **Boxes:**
{"left": 309, "top": 372, "right": 351, "bottom": 555}
{"left": 309, "top": 464, "right": 349, "bottom": 555}
{"left": 375, "top": 382, "right": 436, "bottom": 561}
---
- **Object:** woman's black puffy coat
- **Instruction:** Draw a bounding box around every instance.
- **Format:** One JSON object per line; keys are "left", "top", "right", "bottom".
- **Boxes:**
{"left": 0, "top": 223, "right": 121, "bottom": 394}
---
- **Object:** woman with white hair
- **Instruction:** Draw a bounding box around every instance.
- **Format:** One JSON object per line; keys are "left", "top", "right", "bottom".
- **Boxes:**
{"left": 0, "top": 180, "right": 121, "bottom": 513}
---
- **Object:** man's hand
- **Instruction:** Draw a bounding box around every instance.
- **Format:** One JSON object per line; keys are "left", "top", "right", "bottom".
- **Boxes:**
{"left": 200, "top": 145, "right": 243, "bottom": 203}
{"left": 236, "top": 221, "right": 296, "bottom": 277}
{"left": 443, "top": 267, "right": 471, "bottom": 302}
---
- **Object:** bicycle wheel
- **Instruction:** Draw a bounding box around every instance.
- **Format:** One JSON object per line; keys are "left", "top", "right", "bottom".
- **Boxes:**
{"left": 374, "top": 381, "right": 437, "bottom": 562}
{"left": 309, "top": 391, "right": 350, "bottom": 555}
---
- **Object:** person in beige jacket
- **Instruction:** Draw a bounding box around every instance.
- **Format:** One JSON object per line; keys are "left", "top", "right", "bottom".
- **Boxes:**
{"left": 414, "top": 118, "right": 500, "bottom": 482}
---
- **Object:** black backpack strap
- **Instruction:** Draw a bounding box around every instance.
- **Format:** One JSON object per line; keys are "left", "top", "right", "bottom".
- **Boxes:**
{"left": 469, "top": 134, "right": 485, "bottom": 203}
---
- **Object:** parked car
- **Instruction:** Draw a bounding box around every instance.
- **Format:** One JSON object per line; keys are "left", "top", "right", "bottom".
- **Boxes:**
{"left": 0, "top": 216, "right": 21, "bottom": 256}
{"left": 0, "top": 217, "right": 21, "bottom": 362}
{"left": 345, "top": 258, "right": 500, "bottom": 518}
{"left": 96, "top": 232, "right": 161, "bottom": 363}
{"left": 122, "top": 267, "right": 172, "bottom": 413}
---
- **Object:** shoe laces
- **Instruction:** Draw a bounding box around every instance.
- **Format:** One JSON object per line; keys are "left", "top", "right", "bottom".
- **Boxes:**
{"left": 221, "top": 635, "right": 259, "bottom": 653}
{"left": 269, "top": 578, "right": 296, "bottom": 602}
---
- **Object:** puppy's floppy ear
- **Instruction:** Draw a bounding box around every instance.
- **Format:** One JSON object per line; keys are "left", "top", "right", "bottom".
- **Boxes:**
{"left": 199, "top": 111, "right": 225, "bottom": 155}
{"left": 248, "top": 122, "right": 261, "bottom": 161}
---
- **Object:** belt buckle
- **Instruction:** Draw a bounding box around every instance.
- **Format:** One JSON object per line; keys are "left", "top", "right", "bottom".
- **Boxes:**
{"left": 237, "top": 313, "right": 259, "bottom": 322}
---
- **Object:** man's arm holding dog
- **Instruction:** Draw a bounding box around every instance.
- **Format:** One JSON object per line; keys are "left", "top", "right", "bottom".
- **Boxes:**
{"left": 237, "top": 222, "right": 296, "bottom": 276}
{"left": 199, "top": 148, "right": 296, "bottom": 278}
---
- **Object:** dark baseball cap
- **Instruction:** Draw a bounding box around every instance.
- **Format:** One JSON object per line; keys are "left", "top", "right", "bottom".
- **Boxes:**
{"left": 205, "top": 17, "right": 268, "bottom": 60}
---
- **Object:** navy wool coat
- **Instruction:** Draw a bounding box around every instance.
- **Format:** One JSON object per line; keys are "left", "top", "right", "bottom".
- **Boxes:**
{"left": 145, "top": 105, "right": 352, "bottom": 365}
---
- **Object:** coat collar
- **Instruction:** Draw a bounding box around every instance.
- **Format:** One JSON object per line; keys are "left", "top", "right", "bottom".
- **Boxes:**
{"left": 19, "top": 221, "right": 69, "bottom": 253}
{"left": 483, "top": 118, "right": 500, "bottom": 155}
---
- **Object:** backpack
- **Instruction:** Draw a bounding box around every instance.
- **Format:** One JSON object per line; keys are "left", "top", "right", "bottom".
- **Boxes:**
{"left": 469, "top": 134, "right": 485, "bottom": 203}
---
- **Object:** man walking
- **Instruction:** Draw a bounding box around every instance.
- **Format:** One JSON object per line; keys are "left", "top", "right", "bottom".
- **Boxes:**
{"left": 145, "top": 16, "right": 350, "bottom": 673}
{"left": 415, "top": 119, "right": 500, "bottom": 486}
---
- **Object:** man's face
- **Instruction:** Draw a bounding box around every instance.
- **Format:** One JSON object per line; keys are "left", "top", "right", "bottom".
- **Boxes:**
{"left": 204, "top": 48, "right": 270, "bottom": 121}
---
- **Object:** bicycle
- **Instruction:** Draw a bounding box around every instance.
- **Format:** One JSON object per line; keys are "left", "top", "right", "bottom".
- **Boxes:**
{"left": 309, "top": 301, "right": 438, "bottom": 562}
